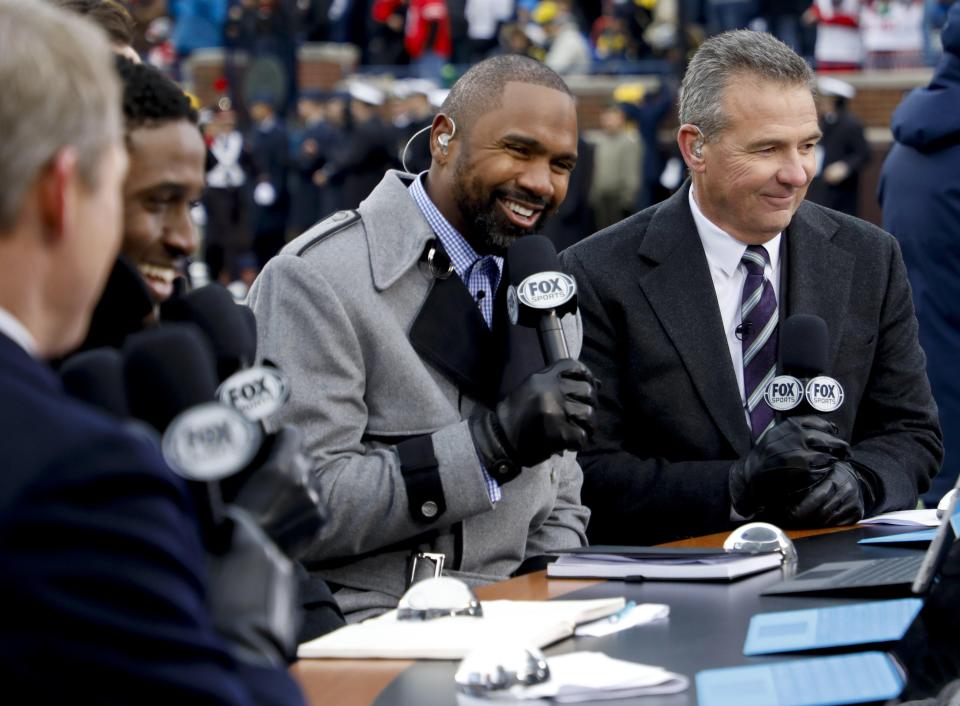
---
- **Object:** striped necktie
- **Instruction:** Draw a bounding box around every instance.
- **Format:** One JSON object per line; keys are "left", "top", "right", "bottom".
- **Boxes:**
{"left": 741, "top": 245, "right": 778, "bottom": 441}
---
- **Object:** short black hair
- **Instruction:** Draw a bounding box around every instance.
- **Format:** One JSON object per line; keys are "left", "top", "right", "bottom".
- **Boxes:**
{"left": 115, "top": 56, "right": 198, "bottom": 132}
{"left": 440, "top": 55, "right": 572, "bottom": 132}
{"left": 50, "top": 0, "right": 134, "bottom": 46}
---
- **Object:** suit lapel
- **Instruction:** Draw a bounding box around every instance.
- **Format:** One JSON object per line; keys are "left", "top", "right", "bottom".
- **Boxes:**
{"left": 783, "top": 204, "right": 854, "bottom": 368}
{"left": 409, "top": 273, "right": 501, "bottom": 407}
{"left": 637, "top": 186, "right": 752, "bottom": 454}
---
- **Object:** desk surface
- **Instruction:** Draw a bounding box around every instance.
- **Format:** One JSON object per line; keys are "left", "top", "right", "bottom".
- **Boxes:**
{"left": 291, "top": 527, "right": 857, "bottom": 706}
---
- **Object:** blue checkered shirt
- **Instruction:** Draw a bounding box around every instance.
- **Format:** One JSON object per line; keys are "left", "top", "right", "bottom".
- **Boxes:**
{"left": 409, "top": 174, "right": 504, "bottom": 503}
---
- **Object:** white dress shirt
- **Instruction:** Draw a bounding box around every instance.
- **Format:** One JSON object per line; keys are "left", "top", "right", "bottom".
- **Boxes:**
{"left": 688, "top": 186, "right": 781, "bottom": 414}
{"left": 0, "top": 305, "right": 37, "bottom": 357}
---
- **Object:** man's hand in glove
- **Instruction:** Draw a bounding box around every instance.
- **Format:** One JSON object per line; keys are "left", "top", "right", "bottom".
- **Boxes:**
{"left": 730, "top": 416, "right": 849, "bottom": 517}
{"left": 783, "top": 460, "right": 866, "bottom": 527}
{"left": 470, "top": 358, "right": 598, "bottom": 483}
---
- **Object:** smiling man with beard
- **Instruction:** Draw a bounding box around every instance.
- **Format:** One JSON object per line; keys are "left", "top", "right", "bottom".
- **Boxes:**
{"left": 249, "top": 55, "right": 597, "bottom": 623}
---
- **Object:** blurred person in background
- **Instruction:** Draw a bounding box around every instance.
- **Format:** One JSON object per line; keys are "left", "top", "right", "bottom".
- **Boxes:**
{"left": 168, "top": 0, "right": 228, "bottom": 64}
{"left": 203, "top": 98, "right": 253, "bottom": 286}
{"left": 704, "top": 0, "right": 759, "bottom": 34}
{"left": 465, "top": 0, "right": 514, "bottom": 62}
{"left": 534, "top": 0, "right": 593, "bottom": 74}
{"left": 615, "top": 80, "right": 676, "bottom": 210}
{"left": 0, "top": 4, "right": 306, "bottom": 703}
{"left": 879, "top": 2, "right": 960, "bottom": 506}
{"left": 248, "top": 96, "right": 291, "bottom": 272}
{"left": 370, "top": 0, "right": 409, "bottom": 65}
{"left": 291, "top": 90, "right": 340, "bottom": 232}
{"left": 588, "top": 102, "right": 642, "bottom": 229}
{"left": 861, "top": 0, "right": 925, "bottom": 69}
{"left": 806, "top": 76, "right": 869, "bottom": 217}
{"left": 803, "top": 0, "right": 865, "bottom": 71}
{"left": 391, "top": 79, "right": 437, "bottom": 175}
{"left": 313, "top": 83, "right": 398, "bottom": 212}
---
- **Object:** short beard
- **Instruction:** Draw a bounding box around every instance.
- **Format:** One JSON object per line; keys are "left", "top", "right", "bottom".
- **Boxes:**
{"left": 452, "top": 167, "right": 552, "bottom": 256}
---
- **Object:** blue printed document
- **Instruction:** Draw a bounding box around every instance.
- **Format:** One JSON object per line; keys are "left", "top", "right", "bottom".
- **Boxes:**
{"left": 742, "top": 598, "right": 923, "bottom": 656}
{"left": 858, "top": 529, "right": 937, "bottom": 545}
{"left": 696, "top": 651, "right": 905, "bottom": 706}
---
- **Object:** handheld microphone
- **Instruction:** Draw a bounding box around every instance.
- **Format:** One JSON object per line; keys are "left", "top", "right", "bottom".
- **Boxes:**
{"left": 160, "top": 283, "right": 257, "bottom": 380}
{"left": 60, "top": 347, "right": 130, "bottom": 419}
{"left": 505, "top": 235, "right": 578, "bottom": 363}
{"left": 161, "top": 283, "right": 290, "bottom": 422}
{"left": 122, "top": 325, "right": 262, "bottom": 549}
{"left": 764, "top": 314, "right": 844, "bottom": 417}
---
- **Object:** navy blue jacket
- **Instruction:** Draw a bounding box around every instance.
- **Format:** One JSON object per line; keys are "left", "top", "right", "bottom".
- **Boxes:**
{"left": 878, "top": 3, "right": 960, "bottom": 503}
{"left": 0, "top": 333, "right": 305, "bottom": 705}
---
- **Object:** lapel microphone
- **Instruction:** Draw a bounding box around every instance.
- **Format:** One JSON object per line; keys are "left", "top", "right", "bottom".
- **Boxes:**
{"left": 735, "top": 321, "right": 753, "bottom": 340}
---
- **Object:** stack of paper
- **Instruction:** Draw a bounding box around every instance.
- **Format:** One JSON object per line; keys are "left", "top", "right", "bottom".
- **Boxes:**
{"left": 547, "top": 546, "right": 782, "bottom": 581}
{"left": 860, "top": 509, "right": 940, "bottom": 527}
{"left": 298, "top": 598, "right": 626, "bottom": 660}
{"left": 519, "top": 652, "right": 689, "bottom": 703}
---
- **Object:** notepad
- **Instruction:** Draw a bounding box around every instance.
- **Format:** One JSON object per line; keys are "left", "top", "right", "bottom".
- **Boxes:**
{"left": 858, "top": 529, "right": 936, "bottom": 545}
{"left": 297, "top": 597, "right": 626, "bottom": 660}
{"left": 548, "top": 546, "right": 782, "bottom": 581}
{"left": 696, "top": 652, "right": 905, "bottom": 706}
{"left": 742, "top": 598, "right": 923, "bottom": 656}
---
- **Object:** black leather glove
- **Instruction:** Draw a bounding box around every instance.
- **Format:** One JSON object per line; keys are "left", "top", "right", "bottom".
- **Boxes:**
{"left": 730, "top": 415, "right": 850, "bottom": 517}
{"left": 221, "top": 425, "right": 326, "bottom": 561}
{"left": 782, "top": 460, "right": 866, "bottom": 527}
{"left": 469, "top": 358, "right": 597, "bottom": 482}
{"left": 207, "top": 507, "right": 300, "bottom": 668}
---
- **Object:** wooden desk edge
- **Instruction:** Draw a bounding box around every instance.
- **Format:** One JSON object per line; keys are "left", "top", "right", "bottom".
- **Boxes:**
{"left": 293, "top": 525, "right": 854, "bottom": 705}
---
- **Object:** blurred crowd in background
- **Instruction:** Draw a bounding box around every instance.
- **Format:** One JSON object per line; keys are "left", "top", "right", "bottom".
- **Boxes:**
{"left": 113, "top": 0, "right": 957, "bottom": 294}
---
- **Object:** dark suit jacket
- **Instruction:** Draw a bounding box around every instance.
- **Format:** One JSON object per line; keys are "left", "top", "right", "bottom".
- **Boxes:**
{"left": 0, "top": 333, "right": 304, "bottom": 705}
{"left": 562, "top": 183, "right": 943, "bottom": 545}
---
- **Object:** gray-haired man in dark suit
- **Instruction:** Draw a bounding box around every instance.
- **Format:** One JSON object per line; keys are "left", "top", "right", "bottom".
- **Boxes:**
{"left": 563, "top": 30, "right": 942, "bottom": 546}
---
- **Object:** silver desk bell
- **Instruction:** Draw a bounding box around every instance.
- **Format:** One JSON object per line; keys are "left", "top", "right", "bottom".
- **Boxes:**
{"left": 724, "top": 521, "right": 798, "bottom": 573}
{"left": 396, "top": 576, "right": 484, "bottom": 621}
{"left": 454, "top": 644, "right": 551, "bottom": 697}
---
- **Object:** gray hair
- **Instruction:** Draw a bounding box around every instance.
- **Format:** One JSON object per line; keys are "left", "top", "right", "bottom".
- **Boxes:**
{"left": 0, "top": 0, "right": 122, "bottom": 231}
{"left": 679, "top": 30, "right": 815, "bottom": 141}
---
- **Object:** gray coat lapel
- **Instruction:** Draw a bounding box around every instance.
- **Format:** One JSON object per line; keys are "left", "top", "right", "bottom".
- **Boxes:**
{"left": 358, "top": 170, "right": 434, "bottom": 292}
{"left": 637, "top": 185, "right": 751, "bottom": 454}
{"left": 783, "top": 203, "right": 854, "bottom": 368}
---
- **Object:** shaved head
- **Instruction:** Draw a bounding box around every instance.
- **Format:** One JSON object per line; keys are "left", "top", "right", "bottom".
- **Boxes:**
{"left": 440, "top": 55, "right": 572, "bottom": 134}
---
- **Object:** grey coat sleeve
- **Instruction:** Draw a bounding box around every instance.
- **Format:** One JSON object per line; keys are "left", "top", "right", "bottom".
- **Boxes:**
{"left": 247, "top": 254, "right": 494, "bottom": 560}
{"left": 524, "top": 450, "right": 589, "bottom": 555}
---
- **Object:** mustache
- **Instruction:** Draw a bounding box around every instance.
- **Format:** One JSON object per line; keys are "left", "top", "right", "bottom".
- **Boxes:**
{"left": 493, "top": 187, "right": 548, "bottom": 210}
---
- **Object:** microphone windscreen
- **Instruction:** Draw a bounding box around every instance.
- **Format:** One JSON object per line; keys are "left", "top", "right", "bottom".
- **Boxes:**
{"left": 781, "top": 314, "right": 829, "bottom": 378}
{"left": 123, "top": 323, "right": 219, "bottom": 433}
{"left": 507, "top": 235, "right": 561, "bottom": 288}
{"left": 160, "top": 283, "right": 256, "bottom": 380}
{"left": 60, "top": 347, "right": 129, "bottom": 418}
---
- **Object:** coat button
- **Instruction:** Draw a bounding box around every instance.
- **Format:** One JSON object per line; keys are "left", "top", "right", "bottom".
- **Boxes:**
{"left": 421, "top": 500, "right": 439, "bottom": 518}
{"left": 550, "top": 468, "right": 558, "bottom": 483}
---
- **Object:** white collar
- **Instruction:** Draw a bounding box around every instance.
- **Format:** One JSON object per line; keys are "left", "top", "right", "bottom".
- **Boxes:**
{"left": 0, "top": 305, "right": 37, "bottom": 357}
{"left": 689, "top": 185, "right": 781, "bottom": 277}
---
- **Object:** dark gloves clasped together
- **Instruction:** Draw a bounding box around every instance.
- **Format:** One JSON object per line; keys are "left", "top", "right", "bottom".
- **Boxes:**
{"left": 730, "top": 416, "right": 872, "bottom": 527}
{"left": 470, "top": 359, "right": 598, "bottom": 483}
